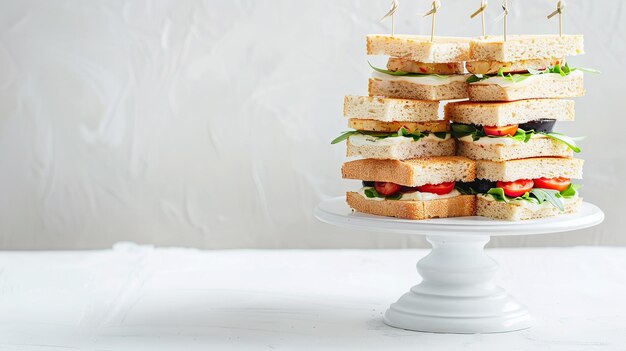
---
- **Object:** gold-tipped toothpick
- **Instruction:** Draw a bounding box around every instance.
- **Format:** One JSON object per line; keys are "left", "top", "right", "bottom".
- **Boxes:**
{"left": 380, "top": 0, "right": 399, "bottom": 36}
{"left": 422, "top": 0, "right": 441, "bottom": 42}
{"left": 470, "top": 0, "right": 488, "bottom": 37}
{"left": 494, "top": 0, "right": 509, "bottom": 41}
{"left": 547, "top": 1, "right": 566, "bottom": 37}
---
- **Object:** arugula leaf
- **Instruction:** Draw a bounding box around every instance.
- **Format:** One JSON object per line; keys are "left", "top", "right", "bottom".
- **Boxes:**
{"left": 531, "top": 188, "right": 565, "bottom": 211}
{"left": 363, "top": 187, "right": 403, "bottom": 200}
{"left": 368, "top": 61, "right": 448, "bottom": 79}
{"left": 530, "top": 188, "right": 547, "bottom": 203}
{"left": 455, "top": 185, "right": 477, "bottom": 195}
{"left": 451, "top": 123, "right": 582, "bottom": 152}
{"left": 516, "top": 191, "right": 540, "bottom": 204}
{"left": 331, "top": 131, "right": 358, "bottom": 144}
{"left": 484, "top": 184, "right": 579, "bottom": 211}
{"left": 466, "top": 74, "right": 488, "bottom": 83}
{"left": 411, "top": 133, "right": 425, "bottom": 141}
{"left": 332, "top": 128, "right": 445, "bottom": 144}
{"left": 542, "top": 132, "right": 581, "bottom": 153}
{"left": 450, "top": 123, "right": 485, "bottom": 140}
{"left": 467, "top": 63, "right": 600, "bottom": 85}
{"left": 364, "top": 188, "right": 380, "bottom": 198}
{"left": 386, "top": 193, "right": 403, "bottom": 200}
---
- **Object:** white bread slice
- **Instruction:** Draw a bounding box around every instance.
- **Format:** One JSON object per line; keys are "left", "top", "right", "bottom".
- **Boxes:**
{"left": 476, "top": 195, "right": 582, "bottom": 221}
{"left": 445, "top": 99, "right": 575, "bottom": 126}
{"left": 342, "top": 156, "right": 475, "bottom": 187}
{"left": 456, "top": 137, "right": 573, "bottom": 161}
{"left": 466, "top": 57, "right": 565, "bottom": 75}
{"left": 347, "top": 192, "right": 476, "bottom": 220}
{"left": 476, "top": 157, "right": 583, "bottom": 182}
{"left": 366, "top": 34, "right": 470, "bottom": 63}
{"left": 369, "top": 75, "right": 468, "bottom": 101}
{"left": 468, "top": 71, "right": 584, "bottom": 102}
{"left": 348, "top": 119, "right": 449, "bottom": 133}
{"left": 387, "top": 58, "right": 465, "bottom": 75}
{"left": 344, "top": 96, "right": 439, "bottom": 122}
{"left": 346, "top": 136, "right": 455, "bottom": 160}
{"left": 470, "top": 35, "right": 584, "bottom": 62}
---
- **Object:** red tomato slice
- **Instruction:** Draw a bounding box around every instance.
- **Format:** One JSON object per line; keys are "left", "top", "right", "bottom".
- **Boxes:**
{"left": 417, "top": 182, "right": 456, "bottom": 195}
{"left": 533, "top": 177, "right": 571, "bottom": 191}
{"left": 483, "top": 124, "right": 518, "bottom": 136}
{"left": 374, "top": 182, "right": 402, "bottom": 196}
{"left": 496, "top": 179, "right": 534, "bottom": 197}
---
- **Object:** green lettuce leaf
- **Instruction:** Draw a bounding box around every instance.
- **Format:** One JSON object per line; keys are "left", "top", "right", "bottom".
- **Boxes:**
{"left": 368, "top": 61, "right": 449, "bottom": 79}
{"left": 560, "top": 184, "right": 581, "bottom": 198}
{"left": 486, "top": 188, "right": 507, "bottom": 202}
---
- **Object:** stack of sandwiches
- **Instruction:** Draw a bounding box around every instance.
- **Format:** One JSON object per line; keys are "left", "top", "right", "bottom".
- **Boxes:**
{"left": 332, "top": 34, "right": 592, "bottom": 221}
{"left": 334, "top": 35, "right": 477, "bottom": 220}
{"left": 453, "top": 35, "right": 586, "bottom": 220}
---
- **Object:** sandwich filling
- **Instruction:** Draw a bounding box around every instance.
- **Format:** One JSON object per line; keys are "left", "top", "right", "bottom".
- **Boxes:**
{"left": 348, "top": 133, "right": 450, "bottom": 146}
{"left": 457, "top": 178, "right": 579, "bottom": 211}
{"left": 387, "top": 58, "right": 464, "bottom": 75}
{"left": 450, "top": 122, "right": 580, "bottom": 152}
{"left": 359, "top": 181, "right": 461, "bottom": 201}
{"left": 465, "top": 57, "right": 564, "bottom": 75}
{"left": 469, "top": 70, "right": 582, "bottom": 88}
{"left": 371, "top": 71, "right": 470, "bottom": 86}
{"left": 466, "top": 62, "right": 598, "bottom": 86}
{"left": 369, "top": 62, "right": 470, "bottom": 86}
{"left": 332, "top": 127, "right": 450, "bottom": 145}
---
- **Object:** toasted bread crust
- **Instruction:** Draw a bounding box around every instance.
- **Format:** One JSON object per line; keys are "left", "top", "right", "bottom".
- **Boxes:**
{"left": 346, "top": 137, "right": 455, "bottom": 160}
{"left": 342, "top": 156, "right": 476, "bottom": 187}
{"left": 476, "top": 196, "right": 582, "bottom": 221}
{"left": 444, "top": 99, "right": 575, "bottom": 126}
{"left": 468, "top": 73, "right": 585, "bottom": 101}
{"left": 476, "top": 157, "right": 584, "bottom": 181}
{"left": 469, "top": 35, "right": 584, "bottom": 61}
{"left": 366, "top": 34, "right": 470, "bottom": 63}
{"left": 457, "top": 138, "right": 573, "bottom": 161}
{"left": 369, "top": 78, "right": 468, "bottom": 101}
{"left": 347, "top": 192, "right": 476, "bottom": 220}
{"left": 343, "top": 95, "right": 439, "bottom": 122}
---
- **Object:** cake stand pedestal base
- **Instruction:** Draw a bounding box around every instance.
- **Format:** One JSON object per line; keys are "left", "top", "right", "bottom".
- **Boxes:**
{"left": 384, "top": 235, "right": 530, "bottom": 333}
{"left": 314, "top": 197, "right": 605, "bottom": 334}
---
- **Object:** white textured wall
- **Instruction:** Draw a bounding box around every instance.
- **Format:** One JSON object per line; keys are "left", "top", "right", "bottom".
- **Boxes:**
{"left": 0, "top": 0, "right": 624, "bottom": 249}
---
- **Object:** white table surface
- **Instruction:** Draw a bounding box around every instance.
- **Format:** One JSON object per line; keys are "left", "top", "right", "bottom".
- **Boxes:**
{"left": 0, "top": 243, "right": 625, "bottom": 350}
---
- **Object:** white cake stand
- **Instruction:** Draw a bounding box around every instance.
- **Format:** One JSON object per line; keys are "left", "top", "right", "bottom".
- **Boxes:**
{"left": 314, "top": 197, "right": 604, "bottom": 334}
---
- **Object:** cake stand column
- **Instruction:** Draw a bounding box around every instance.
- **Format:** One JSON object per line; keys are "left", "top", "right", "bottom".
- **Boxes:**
{"left": 384, "top": 234, "right": 532, "bottom": 333}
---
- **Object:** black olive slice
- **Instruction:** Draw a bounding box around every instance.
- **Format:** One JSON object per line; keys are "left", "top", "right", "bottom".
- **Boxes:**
{"left": 518, "top": 119, "right": 556, "bottom": 133}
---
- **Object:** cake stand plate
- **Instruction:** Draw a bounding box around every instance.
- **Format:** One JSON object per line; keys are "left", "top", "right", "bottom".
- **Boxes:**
{"left": 314, "top": 197, "right": 604, "bottom": 334}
